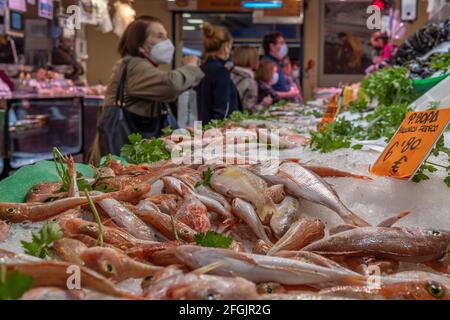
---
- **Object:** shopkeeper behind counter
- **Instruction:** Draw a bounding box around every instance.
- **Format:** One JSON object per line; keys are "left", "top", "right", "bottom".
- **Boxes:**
{"left": 89, "top": 16, "right": 204, "bottom": 163}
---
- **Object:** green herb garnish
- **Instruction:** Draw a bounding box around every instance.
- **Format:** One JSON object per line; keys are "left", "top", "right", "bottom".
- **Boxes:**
{"left": 195, "top": 168, "right": 213, "bottom": 188}
{"left": 21, "top": 223, "right": 63, "bottom": 258}
{"left": 0, "top": 266, "right": 35, "bottom": 300}
{"left": 194, "top": 231, "right": 232, "bottom": 249}
{"left": 120, "top": 133, "right": 171, "bottom": 165}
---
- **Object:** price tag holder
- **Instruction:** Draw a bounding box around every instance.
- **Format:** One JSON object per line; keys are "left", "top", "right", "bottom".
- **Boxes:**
{"left": 370, "top": 108, "right": 450, "bottom": 180}
{"left": 319, "top": 94, "right": 340, "bottom": 130}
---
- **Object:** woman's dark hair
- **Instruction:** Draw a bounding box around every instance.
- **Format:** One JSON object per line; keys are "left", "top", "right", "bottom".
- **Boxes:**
{"left": 118, "top": 16, "right": 162, "bottom": 57}
{"left": 262, "top": 32, "right": 283, "bottom": 55}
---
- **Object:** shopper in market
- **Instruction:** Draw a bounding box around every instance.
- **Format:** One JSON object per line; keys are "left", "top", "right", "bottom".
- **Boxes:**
{"left": 230, "top": 46, "right": 266, "bottom": 112}
{"left": 261, "top": 32, "right": 299, "bottom": 100}
{"left": 255, "top": 60, "right": 279, "bottom": 108}
{"left": 281, "top": 56, "right": 303, "bottom": 104}
{"left": 89, "top": 15, "right": 204, "bottom": 162}
{"left": 196, "top": 23, "right": 242, "bottom": 124}
{"left": 366, "top": 31, "right": 397, "bottom": 74}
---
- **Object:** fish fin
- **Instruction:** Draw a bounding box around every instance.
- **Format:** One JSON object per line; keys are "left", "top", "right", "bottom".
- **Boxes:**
{"left": 377, "top": 211, "right": 412, "bottom": 228}
{"left": 329, "top": 224, "right": 358, "bottom": 236}
{"left": 258, "top": 200, "right": 280, "bottom": 224}
{"left": 190, "top": 261, "right": 225, "bottom": 276}
{"left": 305, "top": 166, "right": 374, "bottom": 181}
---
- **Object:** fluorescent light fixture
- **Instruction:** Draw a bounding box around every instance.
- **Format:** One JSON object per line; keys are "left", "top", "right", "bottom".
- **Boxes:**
{"left": 242, "top": 1, "right": 283, "bottom": 9}
{"left": 183, "top": 47, "right": 202, "bottom": 57}
{"left": 183, "top": 26, "right": 196, "bottom": 31}
{"left": 182, "top": 13, "right": 191, "bottom": 18}
{"left": 187, "top": 19, "right": 204, "bottom": 24}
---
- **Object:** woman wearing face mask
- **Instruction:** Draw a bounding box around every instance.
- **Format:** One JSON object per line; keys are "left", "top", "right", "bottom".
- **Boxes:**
{"left": 255, "top": 61, "right": 280, "bottom": 108}
{"left": 90, "top": 16, "right": 204, "bottom": 161}
{"left": 196, "top": 23, "right": 242, "bottom": 125}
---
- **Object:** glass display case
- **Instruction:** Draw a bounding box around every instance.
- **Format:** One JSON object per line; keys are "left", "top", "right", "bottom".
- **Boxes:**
{"left": 4, "top": 96, "right": 83, "bottom": 171}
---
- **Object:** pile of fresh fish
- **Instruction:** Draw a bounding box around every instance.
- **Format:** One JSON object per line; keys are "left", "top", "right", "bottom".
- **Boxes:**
{"left": 0, "top": 156, "right": 449, "bottom": 300}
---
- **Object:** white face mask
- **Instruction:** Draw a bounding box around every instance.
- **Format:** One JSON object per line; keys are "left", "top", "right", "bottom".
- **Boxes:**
{"left": 271, "top": 72, "right": 279, "bottom": 85}
{"left": 279, "top": 44, "right": 288, "bottom": 58}
{"left": 292, "top": 69, "right": 300, "bottom": 79}
{"left": 149, "top": 39, "right": 175, "bottom": 65}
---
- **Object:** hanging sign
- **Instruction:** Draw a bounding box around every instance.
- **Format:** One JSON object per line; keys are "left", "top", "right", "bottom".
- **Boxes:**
{"left": 370, "top": 108, "right": 450, "bottom": 179}
{"left": 7, "top": 0, "right": 26, "bottom": 12}
{"left": 38, "top": 0, "right": 53, "bottom": 20}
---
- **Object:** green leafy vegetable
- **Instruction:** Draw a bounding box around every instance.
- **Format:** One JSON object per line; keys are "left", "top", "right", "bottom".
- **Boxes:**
{"left": 21, "top": 223, "right": 63, "bottom": 258}
{"left": 195, "top": 168, "right": 213, "bottom": 188}
{"left": 0, "top": 266, "right": 35, "bottom": 300}
{"left": 360, "top": 67, "right": 415, "bottom": 106}
{"left": 194, "top": 231, "right": 232, "bottom": 249}
{"left": 120, "top": 133, "right": 171, "bottom": 165}
{"left": 162, "top": 126, "right": 173, "bottom": 137}
{"left": 348, "top": 99, "right": 368, "bottom": 114}
{"left": 309, "top": 117, "right": 360, "bottom": 153}
{"left": 430, "top": 52, "right": 450, "bottom": 73}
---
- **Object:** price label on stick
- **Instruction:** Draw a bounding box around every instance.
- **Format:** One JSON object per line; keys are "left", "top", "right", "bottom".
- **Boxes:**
{"left": 371, "top": 108, "right": 450, "bottom": 180}
{"left": 318, "top": 94, "right": 340, "bottom": 130}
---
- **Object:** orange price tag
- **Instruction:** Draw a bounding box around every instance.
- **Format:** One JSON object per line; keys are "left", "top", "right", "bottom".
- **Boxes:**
{"left": 370, "top": 108, "right": 450, "bottom": 180}
{"left": 319, "top": 94, "right": 340, "bottom": 130}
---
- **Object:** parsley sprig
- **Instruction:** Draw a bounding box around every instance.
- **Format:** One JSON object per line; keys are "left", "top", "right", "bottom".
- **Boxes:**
{"left": 21, "top": 223, "right": 63, "bottom": 259}
{"left": 120, "top": 133, "right": 171, "bottom": 165}
{"left": 0, "top": 266, "right": 35, "bottom": 300}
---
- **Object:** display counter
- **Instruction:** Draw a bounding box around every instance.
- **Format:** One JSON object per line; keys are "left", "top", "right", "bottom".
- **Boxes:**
{"left": 0, "top": 94, "right": 104, "bottom": 178}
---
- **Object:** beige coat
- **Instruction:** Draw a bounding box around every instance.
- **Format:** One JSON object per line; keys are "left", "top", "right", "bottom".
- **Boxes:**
{"left": 104, "top": 56, "right": 204, "bottom": 117}
{"left": 88, "top": 56, "right": 204, "bottom": 164}
{"left": 230, "top": 66, "right": 258, "bottom": 112}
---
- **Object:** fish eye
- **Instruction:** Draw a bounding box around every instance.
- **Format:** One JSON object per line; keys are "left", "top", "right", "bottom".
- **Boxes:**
{"left": 133, "top": 188, "right": 141, "bottom": 193}
{"left": 31, "top": 187, "right": 40, "bottom": 192}
{"left": 426, "top": 282, "right": 445, "bottom": 299}
{"left": 141, "top": 275, "right": 153, "bottom": 289}
{"left": 101, "top": 261, "right": 116, "bottom": 275}
{"left": 5, "top": 207, "right": 16, "bottom": 214}
{"left": 428, "top": 230, "right": 442, "bottom": 237}
{"left": 205, "top": 293, "right": 220, "bottom": 300}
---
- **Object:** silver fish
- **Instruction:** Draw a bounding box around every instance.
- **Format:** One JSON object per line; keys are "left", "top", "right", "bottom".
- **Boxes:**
{"left": 270, "top": 196, "right": 301, "bottom": 239}
{"left": 251, "top": 161, "right": 370, "bottom": 227}
{"left": 232, "top": 198, "right": 272, "bottom": 245}
{"left": 174, "top": 245, "right": 366, "bottom": 287}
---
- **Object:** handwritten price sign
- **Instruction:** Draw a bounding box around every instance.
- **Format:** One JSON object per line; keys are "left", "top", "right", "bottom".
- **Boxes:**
{"left": 318, "top": 94, "right": 340, "bottom": 130}
{"left": 371, "top": 108, "right": 450, "bottom": 179}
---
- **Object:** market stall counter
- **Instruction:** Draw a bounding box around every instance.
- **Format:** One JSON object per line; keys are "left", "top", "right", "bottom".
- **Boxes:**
{"left": 0, "top": 93, "right": 104, "bottom": 178}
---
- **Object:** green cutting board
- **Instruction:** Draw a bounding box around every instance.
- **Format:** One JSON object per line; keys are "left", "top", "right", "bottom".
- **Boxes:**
{"left": 0, "top": 161, "right": 94, "bottom": 203}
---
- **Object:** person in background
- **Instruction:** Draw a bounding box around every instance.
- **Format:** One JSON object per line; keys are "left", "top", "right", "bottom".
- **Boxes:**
{"left": 261, "top": 32, "right": 299, "bottom": 100}
{"left": 255, "top": 60, "right": 279, "bottom": 108}
{"left": 291, "top": 59, "right": 304, "bottom": 103}
{"left": 52, "top": 36, "right": 85, "bottom": 81}
{"left": 281, "top": 56, "right": 303, "bottom": 104}
{"left": 337, "top": 32, "right": 363, "bottom": 68}
{"left": 89, "top": 16, "right": 203, "bottom": 162}
{"left": 366, "top": 31, "right": 397, "bottom": 74}
{"left": 196, "top": 23, "right": 241, "bottom": 124}
{"left": 230, "top": 46, "right": 263, "bottom": 112}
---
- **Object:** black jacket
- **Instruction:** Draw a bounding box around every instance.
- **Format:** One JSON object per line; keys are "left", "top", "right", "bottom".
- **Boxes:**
{"left": 196, "top": 57, "right": 242, "bottom": 125}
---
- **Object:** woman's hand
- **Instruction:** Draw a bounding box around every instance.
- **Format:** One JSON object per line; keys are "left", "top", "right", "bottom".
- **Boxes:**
{"left": 182, "top": 56, "right": 200, "bottom": 67}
